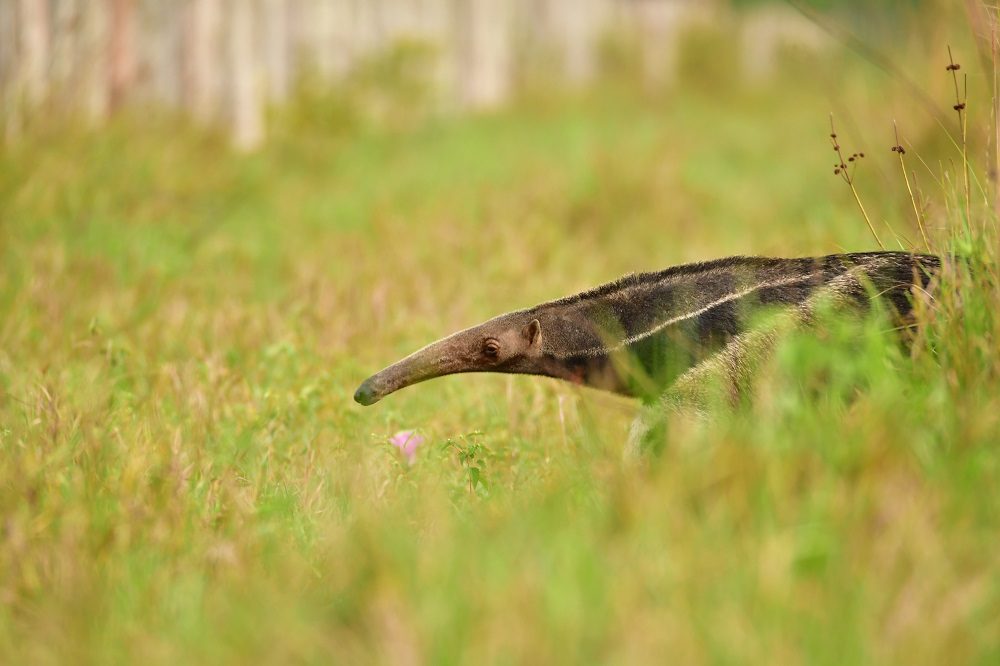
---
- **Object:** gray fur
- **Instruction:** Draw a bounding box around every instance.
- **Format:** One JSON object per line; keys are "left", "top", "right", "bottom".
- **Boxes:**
{"left": 354, "top": 252, "right": 940, "bottom": 418}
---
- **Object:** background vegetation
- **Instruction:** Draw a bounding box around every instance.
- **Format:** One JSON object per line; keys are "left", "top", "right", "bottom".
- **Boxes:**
{"left": 1, "top": 2, "right": 998, "bottom": 663}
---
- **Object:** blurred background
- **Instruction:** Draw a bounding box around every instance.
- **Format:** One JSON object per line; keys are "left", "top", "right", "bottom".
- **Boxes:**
{"left": 0, "top": 0, "right": 965, "bottom": 148}
{"left": 2, "top": 1, "right": 998, "bottom": 664}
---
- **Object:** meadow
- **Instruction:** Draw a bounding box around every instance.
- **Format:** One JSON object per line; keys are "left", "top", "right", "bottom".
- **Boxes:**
{"left": 1, "top": 20, "right": 999, "bottom": 665}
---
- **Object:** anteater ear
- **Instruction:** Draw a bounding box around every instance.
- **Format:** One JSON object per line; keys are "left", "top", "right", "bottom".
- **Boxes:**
{"left": 522, "top": 319, "right": 542, "bottom": 348}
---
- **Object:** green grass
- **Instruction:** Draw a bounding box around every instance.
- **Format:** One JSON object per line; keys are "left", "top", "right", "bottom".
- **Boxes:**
{"left": 1, "top": 43, "right": 999, "bottom": 664}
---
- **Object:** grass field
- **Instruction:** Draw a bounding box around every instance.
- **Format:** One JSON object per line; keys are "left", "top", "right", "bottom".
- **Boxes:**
{"left": 2, "top": 22, "right": 999, "bottom": 664}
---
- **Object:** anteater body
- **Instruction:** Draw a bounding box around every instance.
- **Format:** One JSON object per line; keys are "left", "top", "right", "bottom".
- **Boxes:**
{"left": 354, "top": 251, "right": 939, "bottom": 409}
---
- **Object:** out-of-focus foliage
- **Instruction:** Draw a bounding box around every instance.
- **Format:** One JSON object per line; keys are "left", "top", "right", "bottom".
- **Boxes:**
{"left": 732, "top": 0, "right": 927, "bottom": 10}
{"left": 276, "top": 40, "right": 441, "bottom": 138}
{"left": 0, "top": 4, "right": 997, "bottom": 664}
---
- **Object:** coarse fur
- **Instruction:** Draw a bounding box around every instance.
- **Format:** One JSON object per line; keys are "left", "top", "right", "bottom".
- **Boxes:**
{"left": 354, "top": 252, "right": 940, "bottom": 449}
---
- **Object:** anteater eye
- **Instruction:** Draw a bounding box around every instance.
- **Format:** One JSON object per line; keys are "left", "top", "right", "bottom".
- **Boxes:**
{"left": 484, "top": 341, "right": 500, "bottom": 358}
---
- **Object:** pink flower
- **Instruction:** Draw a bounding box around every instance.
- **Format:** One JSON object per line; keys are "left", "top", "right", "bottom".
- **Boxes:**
{"left": 390, "top": 430, "right": 424, "bottom": 464}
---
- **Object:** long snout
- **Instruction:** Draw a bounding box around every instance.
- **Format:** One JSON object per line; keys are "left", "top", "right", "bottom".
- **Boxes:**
{"left": 353, "top": 379, "right": 381, "bottom": 406}
{"left": 353, "top": 337, "right": 468, "bottom": 406}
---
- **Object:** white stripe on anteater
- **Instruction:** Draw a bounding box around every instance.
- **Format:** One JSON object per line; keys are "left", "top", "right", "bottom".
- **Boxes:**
{"left": 563, "top": 273, "right": 817, "bottom": 358}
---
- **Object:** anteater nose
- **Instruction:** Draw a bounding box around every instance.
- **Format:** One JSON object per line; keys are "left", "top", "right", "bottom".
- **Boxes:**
{"left": 353, "top": 381, "right": 377, "bottom": 406}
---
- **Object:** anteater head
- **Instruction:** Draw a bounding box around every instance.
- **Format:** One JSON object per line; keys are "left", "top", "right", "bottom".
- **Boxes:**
{"left": 353, "top": 315, "right": 544, "bottom": 405}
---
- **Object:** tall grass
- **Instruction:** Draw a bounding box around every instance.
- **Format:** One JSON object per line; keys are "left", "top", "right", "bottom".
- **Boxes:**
{"left": 0, "top": 19, "right": 998, "bottom": 665}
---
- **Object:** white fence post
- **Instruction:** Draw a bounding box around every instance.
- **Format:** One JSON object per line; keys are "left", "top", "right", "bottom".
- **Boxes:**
{"left": 454, "top": 0, "right": 512, "bottom": 109}
{"left": 183, "top": 0, "right": 224, "bottom": 124}
{"left": 230, "top": 0, "right": 264, "bottom": 150}
{"left": 0, "top": 1, "right": 829, "bottom": 146}
{"left": 19, "top": 0, "right": 51, "bottom": 106}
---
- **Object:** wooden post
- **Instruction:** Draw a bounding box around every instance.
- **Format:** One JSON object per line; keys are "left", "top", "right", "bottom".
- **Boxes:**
{"left": 418, "top": 0, "right": 452, "bottom": 105}
{"left": 0, "top": 2, "right": 17, "bottom": 95}
{"left": 229, "top": 0, "right": 264, "bottom": 150}
{"left": 561, "top": 0, "right": 607, "bottom": 86}
{"left": 308, "top": 0, "right": 356, "bottom": 81}
{"left": 144, "top": 1, "right": 184, "bottom": 107}
{"left": 454, "top": 0, "right": 511, "bottom": 109}
{"left": 81, "top": 0, "right": 109, "bottom": 120}
{"left": 108, "top": 0, "right": 137, "bottom": 110}
{"left": 2, "top": 0, "right": 683, "bottom": 141}
{"left": 616, "top": 0, "right": 711, "bottom": 90}
{"left": 261, "top": 0, "right": 290, "bottom": 103}
{"left": 19, "top": 0, "right": 51, "bottom": 106}
{"left": 49, "top": 0, "right": 81, "bottom": 107}
{"left": 183, "top": 0, "right": 222, "bottom": 123}
{"left": 1, "top": 1, "right": 19, "bottom": 140}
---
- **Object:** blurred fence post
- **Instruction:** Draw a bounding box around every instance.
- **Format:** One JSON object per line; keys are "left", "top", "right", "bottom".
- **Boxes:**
{"left": 741, "top": 5, "right": 829, "bottom": 83}
{"left": 159, "top": 4, "right": 186, "bottom": 105}
{"left": 309, "top": 0, "right": 342, "bottom": 80}
{"left": 415, "top": 0, "right": 452, "bottom": 104}
{"left": 561, "top": 0, "right": 608, "bottom": 85}
{"left": 81, "top": 0, "right": 109, "bottom": 120}
{"left": 229, "top": 0, "right": 264, "bottom": 150}
{"left": 625, "top": 0, "right": 712, "bottom": 89}
{"left": 0, "top": 0, "right": 832, "bottom": 147}
{"left": 19, "top": 0, "right": 50, "bottom": 106}
{"left": 50, "top": 0, "right": 81, "bottom": 109}
{"left": 109, "top": 0, "right": 137, "bottom": 110}
{"left": 0, "top": 2, "right": 18, "bottom": 139}
{"left": 455, "top": 0, "right": 511, "bottom": 109}
{"left": 183, "top": 0, "right": 222, "bottom": 124}
{"left": 262, "top": 0, "right": 291, "bottom": 103}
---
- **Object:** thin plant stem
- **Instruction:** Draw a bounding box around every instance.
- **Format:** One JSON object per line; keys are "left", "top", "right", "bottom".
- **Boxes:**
{"left": 830, "top": 114, "right": 884, "bottom": 249}
{"left": 893, "top": 121, "right": 930, "bottom": 250}
{"left": 948, "top": 45, "right": 972, "bottom": 225}
{"left": 850, "top": 187, "right": 882, "bottom": 249}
